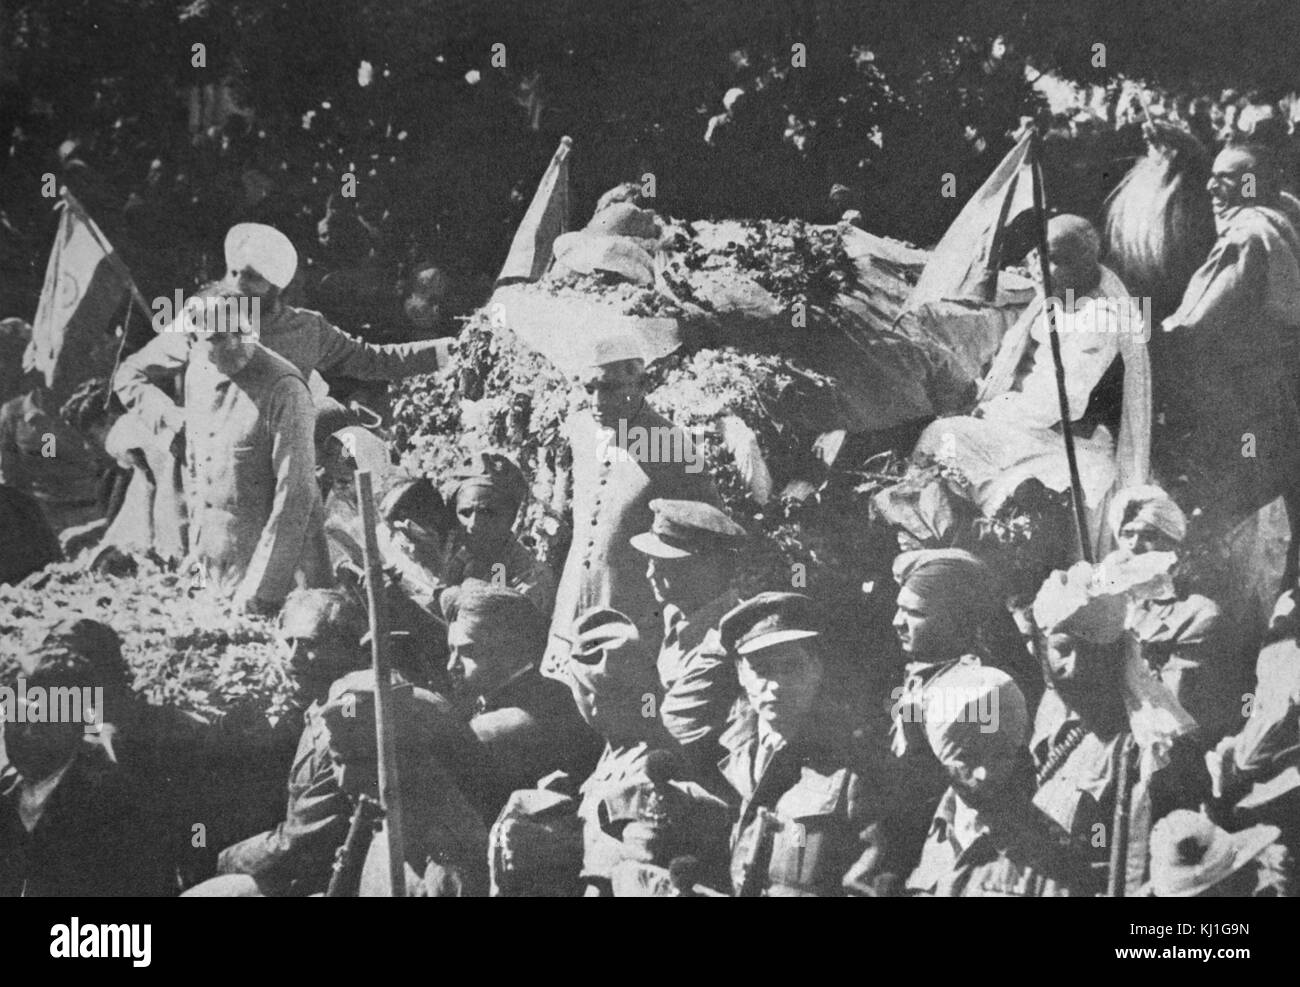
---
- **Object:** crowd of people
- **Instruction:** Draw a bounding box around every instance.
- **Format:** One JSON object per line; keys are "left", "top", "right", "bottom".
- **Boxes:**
{"left": 6, "top": 76, "right": 1300, "bottom": 895}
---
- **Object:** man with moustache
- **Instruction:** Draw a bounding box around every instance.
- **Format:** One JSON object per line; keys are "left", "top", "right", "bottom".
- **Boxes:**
{"left": 717, "top": 593, "right": 881, "bottom": 897}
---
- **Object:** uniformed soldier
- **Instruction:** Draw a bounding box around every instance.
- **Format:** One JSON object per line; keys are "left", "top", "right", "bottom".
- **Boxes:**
{"left": 382, "top": 451, "right": 554, "bottom": 615}
{"left": 1108, "top": 485, "right": 1239, "bottom": 743}
{"left": 630, "top": 497, "right": 747, "bottom": 787}
{"left": 558, "top": 607, "right": 730, "bottom": 894}
{"left": 161, "top": 291, "right": 330, "bottom": 610}
{"left": 905, "top": 664, "right": 1095, "bottom": 897}
{"left": 541, "top": 335, "right": 718, "bottom": 680}
{"left": 882, "top": 547, "right": 1043, "bottom": 879}
{"left": 185, "top": 589, "right": 370, "bottom": 896}
{"left": 1030, "top": 565, "right": 1209, "bottom": 894}
{"left": 717, "top": 593, "right": 882, "bottom": 897}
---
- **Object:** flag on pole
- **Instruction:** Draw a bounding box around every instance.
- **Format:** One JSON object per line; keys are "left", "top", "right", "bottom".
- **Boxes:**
{"left": 904, "top": 130, "right": 1036, "bottom": 311}
{"left": 496, "top": 136, "right": 573, "bottom": 286}
{"left": 31, "top": 191, "right": 135, "bottom": 396}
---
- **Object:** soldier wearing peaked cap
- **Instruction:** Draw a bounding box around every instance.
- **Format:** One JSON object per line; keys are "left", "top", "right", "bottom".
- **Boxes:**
{"left": 631, "top": 498, "right": 746, "bottom": 792}
{"left": 716, "top": 593, "right": 884, "bottom": 897}
{"left": 556, "top": 607, "right": 730, "bottom": 895}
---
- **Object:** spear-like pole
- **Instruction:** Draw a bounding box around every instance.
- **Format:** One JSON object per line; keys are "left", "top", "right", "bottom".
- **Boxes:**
{"left": 1029, "top": 133, "right": 1092, "bottom": 563}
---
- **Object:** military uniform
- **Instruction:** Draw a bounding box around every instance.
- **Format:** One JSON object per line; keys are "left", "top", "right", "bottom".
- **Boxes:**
{"left": 715, "top": 594, "right": 880, "bottom": 897}
{"left": 179, "top": 344, "right": 330, "bottom": 605}
{"left": 215, "top": 701, "right": 348, "bottom": 896}
{"left": 1129, "top": 593, "right": 1240, "bottom": 742}
{"left": 721, "top": 716, "right": 878, "bottom": 897}
{"left": 543, "top": 407, "right": 718, "bottom": 676}
{"left": 907, "top": 783, "right": 1095, "bottom": 897}
{"left": 629, "top": 498, "right": 747, "bottom": 786}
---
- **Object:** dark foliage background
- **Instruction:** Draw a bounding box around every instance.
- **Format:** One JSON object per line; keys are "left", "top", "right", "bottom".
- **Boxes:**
{"left": 0, "top": 0, "right": 1293, "bottom": 311}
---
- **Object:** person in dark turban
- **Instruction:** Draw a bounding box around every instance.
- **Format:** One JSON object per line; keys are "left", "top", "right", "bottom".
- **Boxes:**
{"left": 876, "top": 548, "right": 1043, "bottom": 883}
{"left": 890, "top": 548, "right": 1043, "bottom": 740}
{"left": 380, "top": 452, "right": 555, "bottom": 617}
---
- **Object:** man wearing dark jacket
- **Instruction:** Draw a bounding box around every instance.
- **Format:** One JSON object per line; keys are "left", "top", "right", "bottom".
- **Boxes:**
{"left": 186, "top": 589, "right": 368, "bottom": 896}
{"left": 442, "top": 580, "right": 602, "bottom": 819}
{"left": 0, "top": 650, "right": 170, "bottom": 896}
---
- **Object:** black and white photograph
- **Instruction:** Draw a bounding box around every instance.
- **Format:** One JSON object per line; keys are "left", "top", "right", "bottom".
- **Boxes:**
{"left": 0, "top": 0, "right": 1294, "bottom": 947}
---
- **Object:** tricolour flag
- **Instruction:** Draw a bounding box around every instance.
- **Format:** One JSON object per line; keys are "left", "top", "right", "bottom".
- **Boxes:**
{"left": 904, "top": 130, "right": 1036, "bottom": 311}
{"left": 32, "top": 191, "right": 133, "bottom": 396}
{"left": 496, "top": 136, "right": 573, "bottom": 286}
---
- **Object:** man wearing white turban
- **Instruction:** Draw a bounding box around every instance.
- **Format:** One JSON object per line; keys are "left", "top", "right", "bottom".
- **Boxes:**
{"left": 114, "top": 221, "right": 455, "bottom": 445}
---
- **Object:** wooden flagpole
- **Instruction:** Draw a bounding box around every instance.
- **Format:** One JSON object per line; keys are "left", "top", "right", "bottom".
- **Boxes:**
{"left": 1029, "top": 133, "right": 1092, "bottom": 563}
{"left": 58, "top": 188, "right": 154, "bottom": 323}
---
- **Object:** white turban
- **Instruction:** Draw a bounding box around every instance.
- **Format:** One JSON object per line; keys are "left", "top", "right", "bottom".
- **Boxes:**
{"left": 224, "top": 223, "right": 298, "bottom": 288}
{"left": 1109, "top": 484, "right": 1187, "bottom": 544}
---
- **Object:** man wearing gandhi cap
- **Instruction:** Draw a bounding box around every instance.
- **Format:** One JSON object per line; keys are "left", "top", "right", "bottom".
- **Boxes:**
{"left": 115, "top": 221, "right": 455, "bottom": 468}
{"left": 542, "top": 333, "right": 718, "bottom": 682}
{"left": 715, "top": 593, "right": 881, "bottom": 896}
{"left": 630, "top": 498, "right": 746, "bottom": 790}
{"left": 1108, "top": 484, "right": 1237, "bottom": 742}
{"left": 905, "top": 664, "right": 1094, "bottom": 896}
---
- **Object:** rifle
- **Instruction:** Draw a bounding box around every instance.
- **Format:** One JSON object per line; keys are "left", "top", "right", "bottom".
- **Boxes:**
{"left": 356, "top": 469, "right": 408, "bottom": 896}
{"left": 325, "top": 795, "right": 385, "bottom": 898}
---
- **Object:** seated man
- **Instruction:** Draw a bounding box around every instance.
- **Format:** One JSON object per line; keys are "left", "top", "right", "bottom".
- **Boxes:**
{"left": 906, "top": 665, "right": 1095, "bottom": 897}
{"left": 558, "top": 608, "right": 729, "bottom": 895}
{"left": 440, "top": 580, "right": 602, "bottom": 819}
{"left": 185, "top": 589, "right": 370, "bottom": 896}
{"left": 912, "top": 215, "right": 1150, "bottom": 557}
{"left": 717, "top": 593, "right": 881, "bottom": 897}
{"left": 320, "top": 670, "right": 489, "bottom": 897}
{"left": 0, "top": 649, "right": 171, "bottom": 896}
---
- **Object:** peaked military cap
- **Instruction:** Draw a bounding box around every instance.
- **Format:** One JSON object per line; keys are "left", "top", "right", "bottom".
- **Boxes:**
{"left": 630, "top": 499, "right": 746, "bottom": 559}
{"left": 719, "top": 592, "right": 820, "bottom": 657}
